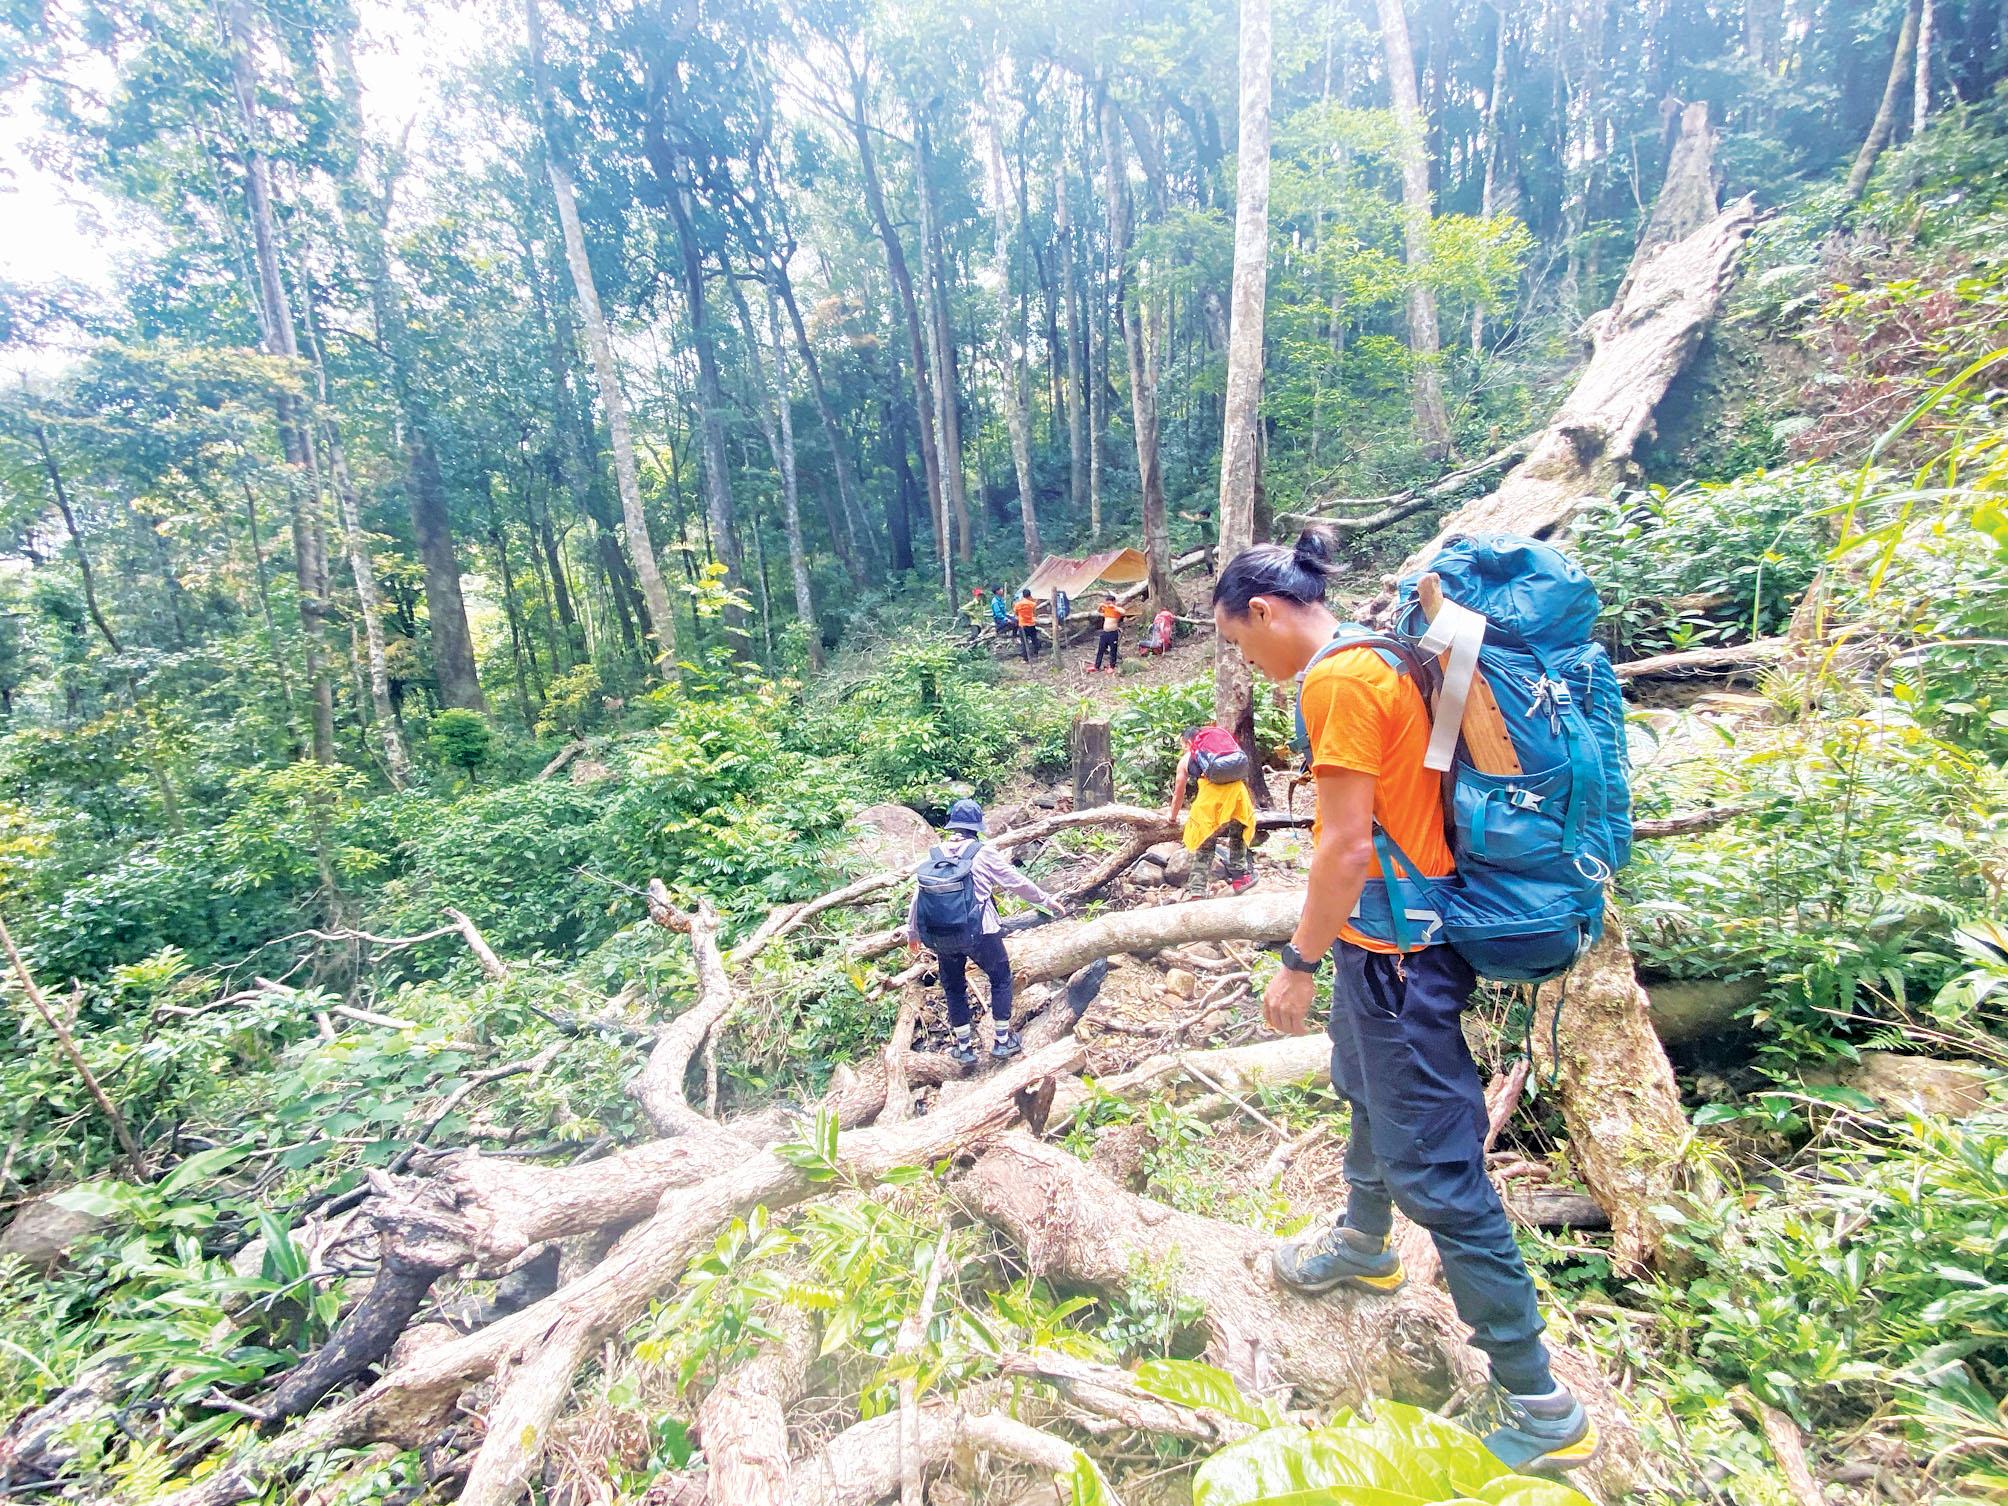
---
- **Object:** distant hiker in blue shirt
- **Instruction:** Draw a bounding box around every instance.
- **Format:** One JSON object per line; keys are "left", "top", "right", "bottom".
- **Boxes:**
{"left": 904, "top": 800, "right": 1065, "bottom": 1065}
{"left": 988, "top": 585, "right": 1011, "bottom": 637}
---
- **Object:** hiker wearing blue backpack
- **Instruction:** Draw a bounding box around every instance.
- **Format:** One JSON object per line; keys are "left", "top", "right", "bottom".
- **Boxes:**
{"left": 904, "top": 800, "right": 1067, "bottom": 1065}
{"left": 1210, "top": 526, "right": 1630, "bottom": 1479}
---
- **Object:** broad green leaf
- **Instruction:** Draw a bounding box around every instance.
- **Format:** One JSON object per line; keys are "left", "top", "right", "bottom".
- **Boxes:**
{"left": 1342, "top": 1401, "right": 1513, "bottom": 1495}
{"left": 1193, "top": 1426, "right": 1413, "bottom": 1506}
{"left": 1064, "top": 1450, "right": 1117, "bottom": 1505}
{"left": 1133, "top": 1358, "right": 1277, "bottom": 1427}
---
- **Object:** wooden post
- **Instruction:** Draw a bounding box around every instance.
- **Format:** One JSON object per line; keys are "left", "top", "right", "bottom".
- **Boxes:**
{"left": 1072, "top": 719, "right": 1113, "bottom": 810}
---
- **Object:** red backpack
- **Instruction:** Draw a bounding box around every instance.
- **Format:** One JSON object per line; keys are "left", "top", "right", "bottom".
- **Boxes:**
{"left": 1187, "top": 726, "right": 1251, "bottom": 784}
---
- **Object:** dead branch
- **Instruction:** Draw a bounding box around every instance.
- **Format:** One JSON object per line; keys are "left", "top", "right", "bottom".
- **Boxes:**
{"left": 634, "top": 899, "right": 748, "bottom": 1139}
{"left": 1730, "top": 1390, "right": 1825, "bottom": 1506}
{"left": 534, "top": 740, "right": 587, "bottom": 781}
{"left": 443, "top": 908, "right": 510, "bottom": 982}
{"left": 998, "top": 1351, "right": 1257, "bottom": 1445}
{"left": 1281, "top": 436, "right": 1534, "bottom": 535}
{"left": 1632, "top": 805, "right": 1750, "bottom": 839}
{"left": 387, "top": 1042, "right": 564, "bottom": 1176}
{"left": 0, "top": 907, "right": 142, "bottom": 1173}
{"left": 898, "top": 1232, "right": 952, "bottom": 1506}
{"left": 1614, "top": 638, "right": 1789, "bottom": 681}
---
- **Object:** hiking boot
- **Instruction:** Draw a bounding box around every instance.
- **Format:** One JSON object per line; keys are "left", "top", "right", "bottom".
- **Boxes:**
{"left": 990, "top": 1027, "right": 1024, "bottom": 1060}
{"left": 1227, "top": 872, "right": 1255, "bottom": 894}
{"left": 1467, "top": 1383, "right": 1599, "bottom": 1474}
{"left": 1272, "top": 1224, "right": 1405, "bottom": 1294}
{"left": 947, "top": 1038, "right": 978, "bottom": 1068}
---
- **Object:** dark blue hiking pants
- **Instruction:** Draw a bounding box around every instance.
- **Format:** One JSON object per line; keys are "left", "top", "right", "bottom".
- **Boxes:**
{"left": 940, "top": 933, "right": 1013, "bottom": 1029}
{"left": 1327, "top": 941, "right": 1554, "bottom": 1395}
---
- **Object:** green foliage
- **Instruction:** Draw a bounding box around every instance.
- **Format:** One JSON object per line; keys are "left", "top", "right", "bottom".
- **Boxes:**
{"left": 1571, "top": 468, "right": 1836, "bottom": 657}
{"left": 1190, "top": 1400, "right": 1590, "bottom": 1505}
{"left": 791, "top": 635, "right": 1039, "bottom": 808}
{"left": 425, "top": 708, "right": 494, "bottom": 779}
{"left": 1650, "top": 1107, "right": 2008, "bottom": 1442}
{"left": 1622, "top": 710, "right": 2006, "bottom": 1066}
{"left": 1110, "top": 678, "right": 1292, "bottom": 801}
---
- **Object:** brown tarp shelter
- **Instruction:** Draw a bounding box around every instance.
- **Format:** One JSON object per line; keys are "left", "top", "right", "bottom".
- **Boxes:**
{"left": 1021, "top": 547, "right": 1149, "bottom": 601}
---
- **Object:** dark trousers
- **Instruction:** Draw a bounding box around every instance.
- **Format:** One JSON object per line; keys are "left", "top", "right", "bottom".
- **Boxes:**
{"left": 939, "top": 933, "right": 1013, "bottom": 1029}
{"left": 1018, "top": 624, "right": 1042, "bottom": 659}
{"left": 1328, "top": 942, "right": 1553, "bottom": 1395}
{"left": 1094, "top": 630, "right": 1120, "bottom": 669}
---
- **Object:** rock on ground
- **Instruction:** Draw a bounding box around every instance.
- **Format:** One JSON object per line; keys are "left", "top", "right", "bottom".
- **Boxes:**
{"left": 0, "top": 1195, "right": 110, "bottom": 1273}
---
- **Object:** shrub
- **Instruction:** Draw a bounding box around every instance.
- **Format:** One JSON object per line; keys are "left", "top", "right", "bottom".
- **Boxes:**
{"left": 1110, "top": 678, "right": 1293, "bottom": 801}
{"left": 426, "top": 709, "right": 494, "bottom": 781}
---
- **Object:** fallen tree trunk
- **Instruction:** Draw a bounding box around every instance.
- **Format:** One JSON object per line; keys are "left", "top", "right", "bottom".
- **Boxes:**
{"left": 1532, "top": 914, "right": 1691, "bottom": 1273}
{"left": 155, "top": 1041, "right": 1086, "bottom": 1506}
{"left": 1396, "top": 195, "right": 1756, "bottom": 575}
{"left": 964, "top": 1135, "right": 1643, "bottom": 1499}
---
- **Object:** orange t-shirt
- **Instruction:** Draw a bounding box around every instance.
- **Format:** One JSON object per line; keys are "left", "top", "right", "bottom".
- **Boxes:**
{"left": 1013, "top": 598, "right": 1037, "bottom": 626}
{"left": 1301, "top": 647, "right": 1454, "bottom": 953}
{"left": 1098, "top": 603, "right": 1124, "bottom": 627}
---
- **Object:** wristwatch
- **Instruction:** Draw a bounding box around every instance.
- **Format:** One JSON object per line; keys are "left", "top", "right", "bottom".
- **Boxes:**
{"left": 1279, "top": 941, "right": 1325, "bottom": 975}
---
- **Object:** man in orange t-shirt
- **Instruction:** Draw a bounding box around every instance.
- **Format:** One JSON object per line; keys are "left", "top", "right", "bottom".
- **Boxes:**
{"left": 1091, "top": 594, "right": 1126, "bottom": 672}
{"left": 1207, "top": 531, "right": 1596, "bottom": 1476}
{"left": 1012, "top": 589, "right": 1042, "bottom": 659}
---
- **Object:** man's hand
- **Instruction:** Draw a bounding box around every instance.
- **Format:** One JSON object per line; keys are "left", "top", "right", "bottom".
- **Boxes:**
{"left": 1044, "top": 897, "right": 1070, "bottom": 918}
{"left": 1262, "top": 966, "right": 1317, "bottom": 1036}
{"left": 906, "top": 934, "right": 922, "bottom": 955}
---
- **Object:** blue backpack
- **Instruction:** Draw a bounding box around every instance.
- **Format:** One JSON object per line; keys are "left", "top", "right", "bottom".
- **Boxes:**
{"left": 913, "top": 840, "right": 986, "bottom": 955}
{"left": 1292, "top": 533, "right": 1632, "bottom": 982}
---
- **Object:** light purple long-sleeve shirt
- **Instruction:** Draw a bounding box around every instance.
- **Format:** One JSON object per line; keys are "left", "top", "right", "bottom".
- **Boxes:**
{"left": 905, "top": 835, "right": 1056, "bottom": 937}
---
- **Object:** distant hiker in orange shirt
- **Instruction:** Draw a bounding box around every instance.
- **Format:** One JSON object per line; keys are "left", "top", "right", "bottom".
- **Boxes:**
{"left": 1090, "top": 594, "right": 1126, "bottom": 673}
{"left": 1013, "top": 589, "right": 1042, "bottom": 660}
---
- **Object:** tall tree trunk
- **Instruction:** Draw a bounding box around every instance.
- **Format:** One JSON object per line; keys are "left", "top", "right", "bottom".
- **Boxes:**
{"left": 1376, "top": 0, "right": 1454, "bottom": 459}
{"left": 1472, "top": 2, "right": 1511, "bottom": 354}
{"left": 32, "top": 422, "right": 120, "bottom": 654}
{"left": 1216, "top": 0, "right": 1271, "bottom": 759}
{"left": 915, "top": 117, "right": 973, "bottom": 564}
{"left": 850, "top": 70, "right": 948, "bottom": 596}
{"left": 883, "top": 377, "right": 919, "bottom": 572}
{"left": 768, "top": 260, "right": 871, "bottom": 586}
{"left": 1913, "top": 0, "right": 1934, "bottom": 136}
{"left": 526, "top": 0, "right": 678, "bottom": 676}
{"left": 729, "top": 280, "right": 823, "bottom": 671}
{"left": 1056, "top": 161, "right": 1090, "bottom": 526}
{"left": 323, "top": 425, "right": 409, "bottom": 784}
{"left": 225, "top": 0, "right": 334, "bottom": 763}
{"left": 674, "top": 201, "right": 752, "bottom": 656}
{"left": 237, "top": 479, "right": 300, "bottom": 729}
{"left": 1846, "top": 0, "right": 1921, "bottom": 201}
{"left": 1098, "top": 88, "right": 1182, "bottom": 613}
{"left": 527, "top": 222, "right": 636, "bottom": 658}
{"left": 980, "top": 95, "right": 1042, "bottom": 566}
{"left": 328, "top": 30, "right": 485, "bottom": 714}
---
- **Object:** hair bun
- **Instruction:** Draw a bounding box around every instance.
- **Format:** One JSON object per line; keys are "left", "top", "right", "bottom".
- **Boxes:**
{"left": 1293, "top": 526, "right": 1336, "bottom": 567}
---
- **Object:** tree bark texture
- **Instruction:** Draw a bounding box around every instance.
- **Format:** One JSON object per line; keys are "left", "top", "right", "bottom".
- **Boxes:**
{"left": 965, "top": 1136, "right": 1644, "bottom": 1499}
{"left": 1846, "top": 0, "right": 1921, "bottom": 202}
{"left": 1400, "top": 195, "right": 1755, "bottom": 572}
{"left": 1376, "top": 0, "right": 1454, "bottom": 460}
{"left": 980, "top": 96, "right": 1042, "bottom": 566}
{"left": 1531, "top": 914, "right": 1690, "bottom": 1273}
{"left": 1098, "top": 88, "right": 1183, "bottom": 614}
{"left": 1215, "top": 0, "right": 1271, "bottom": 741}
{"left": 528, "top": 0, "right": 678, "bottom": 677}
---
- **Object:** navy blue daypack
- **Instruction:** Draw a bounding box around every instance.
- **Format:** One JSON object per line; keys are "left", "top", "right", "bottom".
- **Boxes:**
{"left": 1293, "top": 533, "right": 1633, "bottom": 983}
{"left": 913, "top": 841, "right": 986, "bottom": 955}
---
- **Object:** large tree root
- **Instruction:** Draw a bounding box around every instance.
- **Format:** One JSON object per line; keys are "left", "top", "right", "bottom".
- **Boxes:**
{"left": 964, "top": 1135, "right": 1644, "bottom": 1499}
{"left": 1533, "top": 915, "right": 1692, "bottom": 1272}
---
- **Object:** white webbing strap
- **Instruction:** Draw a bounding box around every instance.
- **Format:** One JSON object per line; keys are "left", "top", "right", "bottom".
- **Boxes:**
{"left": 1416, "top": 597, "right": 1488, "bottom": 773}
